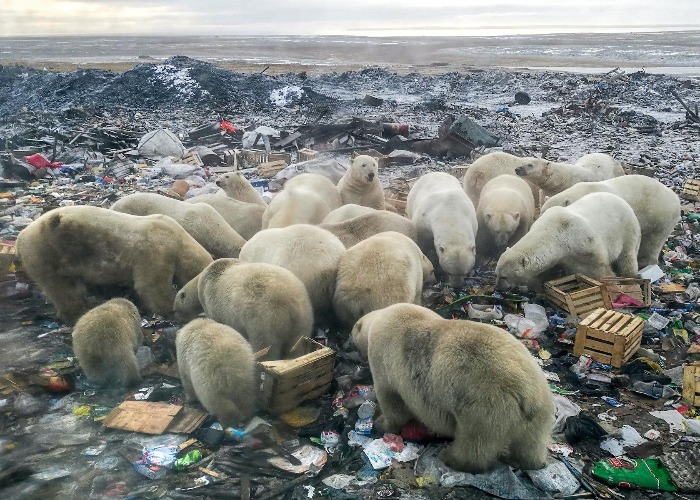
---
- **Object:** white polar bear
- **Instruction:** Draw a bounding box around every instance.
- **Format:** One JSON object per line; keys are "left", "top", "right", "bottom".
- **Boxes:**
{"left": 185, "top": 194, "right": 264, "bottom": 240}
{"left": 215, "top": 172, "right": 267, "bottom": 206}
{"left": 351, "top": 303, "right": 554, "bottom": 472}
{"left": 541, "top": 175, "right": 680, "bottom": 267}
{"left": 239, "top": 224, "right": 346, "bottom": 321}
{"left": 476, "top": 174, "right": 535, "bottom": 254}
{"left": 174, "top": 259, "right": 312, "bottom": 360}
{"left": 323, "top": 204, "right": 377, "bottom": 224}
{"left": 333, "top": 231, "right": 435, "bottom": 327}
{"left": 110, "top": 192, "right": 246, "bottom": 258}
{"left": 406, "top": 172, "right": 478, "bottom": 287}
{"left": 574, "top": 152, "right": 626, "bottom": 179}
{"left": 462, "top": 152, "right": 542, "bottom": 205}
{"left": 176, "top": 318, "right": 256, "bottom": 427}
{"left": 320, "top": 211, "right": 418, "bottom": 248}
{"left": 496, "top": 192, "right": 641, "bottom": 290}
{"left": 337, "top": 155, "right": 386, "bottom": 209}
{"left": 262, "top": 173, "right": 342, "bottom": 229}
{"left": 515, "top": 153, "right": 625, "bottom": 196}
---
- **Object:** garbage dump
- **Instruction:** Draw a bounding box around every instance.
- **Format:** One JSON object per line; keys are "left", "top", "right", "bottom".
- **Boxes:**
{"left": 1, "top": 56, "right": 700, "bottom": 499}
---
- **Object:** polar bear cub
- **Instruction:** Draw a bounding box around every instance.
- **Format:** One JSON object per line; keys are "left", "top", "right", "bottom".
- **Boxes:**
{"left": 351, "top": 303, "right": 554, "bottom": 472}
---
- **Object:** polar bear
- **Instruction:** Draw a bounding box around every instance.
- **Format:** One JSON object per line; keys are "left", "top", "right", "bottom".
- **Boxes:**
{"left": 176, "top": 318, "right": 256, "bottom": 427}
{"left": 337, "top": 155, "right": 386, "bottom": 209}
{"left": 333, "top": 232, "right": 435, "bottom": 327}
{"left": 215, "top": 172, "right": 267, "bottom": 206}
{"left": 476, "top": 174, "right": 535, "bottom": 254}
{"left": 574, "top": 152, "right": 626, "bottom": 179}
{"left": 16, "top": 206, "right": 212, "bottom": 324}
{"left": 239, "top": 224, "right": 345, "bottom": 321}
{"left": 406, "top": 172, "right": 477, "bottom": 287}
{"left": 174, "top": 259, "right": 312, "bottom": 360}
{"left": 111, "top": 192, "right": 246, "bottom": 258}
{"left": 496, "top": 192, "right": 641, "bottom": 290}
{"left": 72, "top": 298, "right": 143, "bottom": 387}
{"left": 262, "top": 173, "right": 343, "bottom": 229}
{"left": 462, "top": 152, "right": 541, "bottom": 205}
{"left": 541, "top": 175, "right": 680, "bottom": 267}
{"left": 323, "top": 204, "right": 377, "bottom": 224}
{"left": 320, "top": 211, "right": 418, "bottom": 248}
{"left": 515, "top": 153, "right": 625, "bottom": 196}
{"left": 185, "top": 194, "right": 264, "bottom": 240}
{"left": 351, "top": 303, "right": 554, "bottom": 472}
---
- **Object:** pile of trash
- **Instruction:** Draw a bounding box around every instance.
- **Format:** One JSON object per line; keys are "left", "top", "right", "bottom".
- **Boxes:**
{"left": 1, "top": 59, "right": 700, "bottom": 499}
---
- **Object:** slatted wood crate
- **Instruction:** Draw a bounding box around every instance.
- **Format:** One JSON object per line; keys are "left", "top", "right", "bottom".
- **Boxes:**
{"left": 256, "top": 337, "right": 335, "bottom": 414}
{"left": 573, "top": 308, "right": 644, "bottom": 368}
{"left": 241, "top": 149, "right": 291, "bottom": 166}
{"left": 683, "top": 363, "right": 700, "bottom": 407}
{"left": 544, "top": 274, "right": 612, "bottom": 318}
{"left": 682, "top": 179, "right": 700, "bottom": 202}
{"left": 297, "top": 148, "right": 319, "bottom": 162}
{"left": 599, "top": 277, "right": 651, "bottom": 307}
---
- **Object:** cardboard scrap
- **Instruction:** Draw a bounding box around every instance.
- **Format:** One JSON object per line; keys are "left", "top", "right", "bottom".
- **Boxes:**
{"left": 655, "top": 283, "right": 686, "bottom": 293}
{"left": 103, "top": 401, "right": 207, "bottom": 435}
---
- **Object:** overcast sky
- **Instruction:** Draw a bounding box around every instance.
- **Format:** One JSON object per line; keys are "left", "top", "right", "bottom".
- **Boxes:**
{"left": 2, "top": 0, "right": 699, "bottom": 36}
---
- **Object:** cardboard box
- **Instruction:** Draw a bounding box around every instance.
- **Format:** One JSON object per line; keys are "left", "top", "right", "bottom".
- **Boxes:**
{"left": 257, "top": 337, "right": 335, "bottom": 414}
{"left": 573, "top": 308, "right": 644, "bottom": 368}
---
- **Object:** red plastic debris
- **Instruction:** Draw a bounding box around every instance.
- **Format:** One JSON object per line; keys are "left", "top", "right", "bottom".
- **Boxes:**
{"left": 220, "top": 121, "right": 238, "bottom": 134}
{"left": 24, "top": 153, "right": 61, "bottom": 169}
{"left": 400, "top": 421, "right": 442, "bottom": 442}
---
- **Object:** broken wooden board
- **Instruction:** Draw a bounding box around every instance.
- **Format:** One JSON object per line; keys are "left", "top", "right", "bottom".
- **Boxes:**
{"left": 103, "top": 401, "right": 206, "bottom": 434}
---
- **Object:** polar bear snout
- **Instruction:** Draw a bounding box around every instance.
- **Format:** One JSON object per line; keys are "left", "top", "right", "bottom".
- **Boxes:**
{"left": 215, "top": 179, "right": 222, "bottom": 187}
{"left": 495, "top": 276, "right": 512, "bottom": 291}
{"left": 515, "top": 164, "right": 532, "bottom": 176}
{"left": 367, "top": 172, "right": 375, "bottom": 182}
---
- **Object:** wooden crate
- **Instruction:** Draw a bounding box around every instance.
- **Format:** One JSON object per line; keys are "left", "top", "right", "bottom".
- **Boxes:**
{"left": 599, "top": 277, "right": 651, "bottom": 307}
{"left": 241, "top": 149, "right": 291, "bottom": 166}
{"left": 682, "top": 179, "right": 700, "bottom": 202}
{"left": 573, "top": 308, "right": 644, "bottom": 368}
{"left": 297, "top": 148, "right": 319, "bottom": 162}
{"left": 683, "top": 363, "right": 700, "bottom": 407}
{"left": 256, "top": 337, "right": 335, "bottom": 414}
{"left": 544, "top": 274, "right": 612, "bottom": 318}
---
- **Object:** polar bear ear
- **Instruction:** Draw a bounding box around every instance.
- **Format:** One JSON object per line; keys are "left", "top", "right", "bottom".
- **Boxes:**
{"left": 438, "top": 245, "right": 445, "bottom": 253}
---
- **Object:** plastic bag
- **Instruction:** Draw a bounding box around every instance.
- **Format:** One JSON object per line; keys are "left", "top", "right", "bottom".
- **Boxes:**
{"left": 591, "top": 457, "right": 676, "bottom": 491}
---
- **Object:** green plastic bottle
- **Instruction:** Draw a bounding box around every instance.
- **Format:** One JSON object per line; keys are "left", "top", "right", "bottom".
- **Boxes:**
{"left": 174, "top": 450, "right": 202, "bottom": 471}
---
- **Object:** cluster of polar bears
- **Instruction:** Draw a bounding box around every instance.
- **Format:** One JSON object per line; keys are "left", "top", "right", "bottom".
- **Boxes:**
{"left": 15, "top": 151, "right": 680, "bottom": 473}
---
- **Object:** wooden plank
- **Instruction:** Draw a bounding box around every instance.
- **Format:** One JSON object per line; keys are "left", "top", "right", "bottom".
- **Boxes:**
{"left": 103, "top": 402, "right": 182, "bottom": 434}
{"left": 590, "top": 310, "right": 616, "bottom": 329}
{"left": 581, "top": 338, "right": 617, "bottom": 354}
{"left": 584, "top": 329, "right": 615, "bottom": 344}
{"left": 579, "top": 308, "right": 604, "bottom": 327}
{"left": 167, "top": 407, "right": 208, "bottom": 434}
{"left": 569, "top": 287, "right": 603, "bottom": 300}
{"left": 269, "top": 381, "right": 333, "bottom": 414}
{"left": 274, "top": 358, "right": 336, "bottom": 392}
{"left": 683, "top": 364, "right": 700, "bottom": 405}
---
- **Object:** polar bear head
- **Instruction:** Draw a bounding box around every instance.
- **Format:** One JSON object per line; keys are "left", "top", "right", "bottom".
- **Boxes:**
{"left": 484, "top": 211, "right": 520, "bottom": 248}
{"left": 350, "top": 155, "right": 379, "bottom": 184}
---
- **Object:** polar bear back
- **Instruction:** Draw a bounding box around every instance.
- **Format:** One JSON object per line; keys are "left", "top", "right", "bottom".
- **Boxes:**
{"left": 196, "top": 259, "right": 312, "bottom": 360}
{"left": 574, "top": 152, "right": 625, "bottom": 181}
{"left": 323, "top": 204, "right": 377, "bottom": 224}
{"left": 239, "top": 224, "right": 345, "bottom": 319}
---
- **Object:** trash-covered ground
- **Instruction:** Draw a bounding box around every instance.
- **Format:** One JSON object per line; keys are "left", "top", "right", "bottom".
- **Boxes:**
{"left": 2, "top": 56, "right": 700, "bottom": 499}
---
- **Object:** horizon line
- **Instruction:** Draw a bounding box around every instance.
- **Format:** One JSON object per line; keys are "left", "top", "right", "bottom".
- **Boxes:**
{"left": 1, "top": 25, "right": 700, "bottom": 38}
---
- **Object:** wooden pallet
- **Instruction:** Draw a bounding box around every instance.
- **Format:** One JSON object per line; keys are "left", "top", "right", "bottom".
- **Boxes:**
{"left": 683, "top": 363, "right": 700, "bottom": 407}
{"left": 573, "top": 308, "right": 644, "bottom": 368}
{"left": 599, "top": 277, "right": 652, "bottom": 307}
{"left": 544, "top": 274, "right": 612, "bottom": 318}
{"left": 256, "top": 337, "right": 335, "bottom": 414}
{"left": 682, "top": 179, "right": 700, "bottom": 202}
{"left": 297, "top": 148, "right": 319, "bottom": 162}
